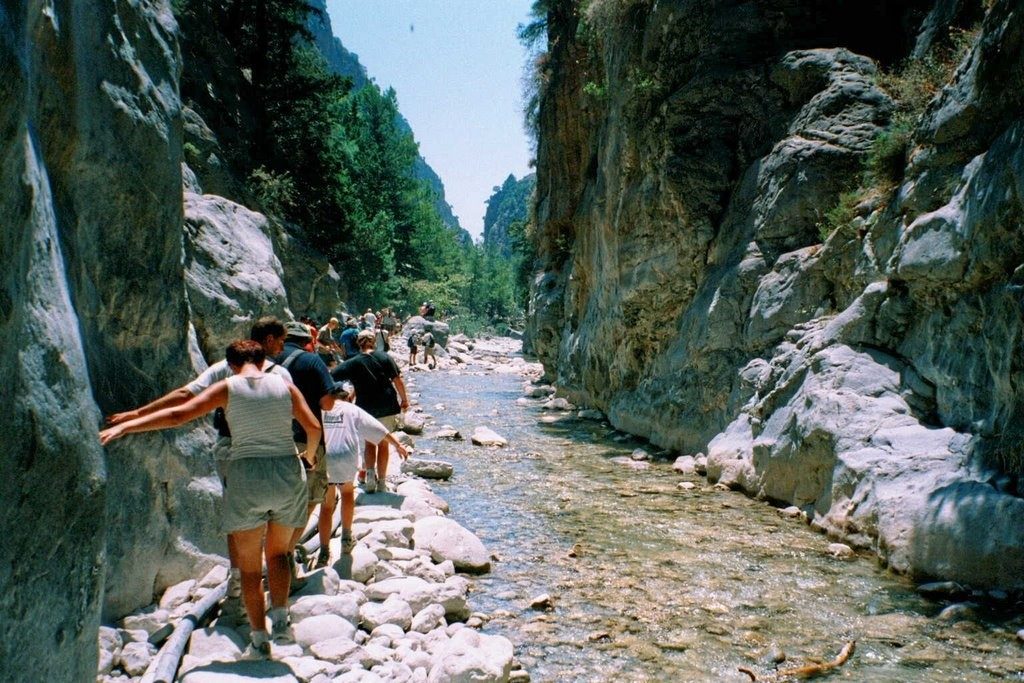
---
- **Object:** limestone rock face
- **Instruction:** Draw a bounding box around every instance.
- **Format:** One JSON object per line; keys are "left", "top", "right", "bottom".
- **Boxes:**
{"left": 183, "top": 192, "right": 292, "bottom": 357}
{"left": 528, "top": 0, "right": 1024, "bottom": 587}
{"left": 0, "top": 0, "right": 189, "bottom": 679}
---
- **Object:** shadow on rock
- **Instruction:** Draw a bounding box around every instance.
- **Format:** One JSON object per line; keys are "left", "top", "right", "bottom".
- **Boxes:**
{"left": 354, "top": 491, "right": 405, "bottom": 508}
{"left": 179, "top": 658, "right": 296, "bottom": 681}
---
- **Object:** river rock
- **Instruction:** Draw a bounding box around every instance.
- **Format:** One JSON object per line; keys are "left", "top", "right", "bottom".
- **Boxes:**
{"left": 290, "top": 594, "right": 362, "bottom": 626}
{"left": 401, "top": 459, "right": 454, "bottom": 480}
{"left": 413, "top": 517, "right": 491, "bottom": 574}
{"left": 427, "top": 629, "right": 514, "bottom": 683}
{"left": 694, "top": 455, "right": 708, "bottom": 476}
{"left": 400, "top": 412, "right": 426, "bottom": 435}
{"left": 916, "top": 581, "right": 966, "bottom": 599}
{"left": 412, "top": 604, "right": 448, "bottom": 634}
{"left": 631, "top": 449, "right": 650, "bottom": 461}
{"left": 309, "top": 635, "right": 362, "bottom": 664}
{"left": 936, "top": 603, "right": 978, "bottom": 622}
{"left": 672, "top": 455, "right": 696, "bottom": 474}
{"left": 294, "top": 614, "right": 357, "bottom": 649}
{"left": 827, "top": 543, "right": 855, "bottom": 559}
{"left": 118, "top": 641, "right": 157, "bottom": 676}
{"left": 121, "top": 608, "right": 170, "bottom": 636}
{"left": 291, "top": 568, "right": 341, "bottom": 598}
{"left": 530, "top": 594, "right": 555, "bottom": 611}
{"left": 542, "top": 397, "right": 574, "bottom": 411}
{"left": 471, "top": 427, "right": 508, "bottom": 447}
{"left": 179, "top": 660, "right": 300, "bottom": 682}
{"left": 187, "top": 625, "right": 246, "bottom": 663}
{"left": 577, "top": 409, "right": 604, "bottom": 420}
{"left": 360, "top": 595, "right": 414, "bottom": 631}
{"left": 677, "top": 481, "right": 697, "bottom": 491}
{"left": 435, "top": 426, "right": 463, "bottom": 440}
{"left": 159, "top": 578, "right": 197, "bottom": 610}
{"left": 403, "top": 316, "right": 450, "bottom": 347}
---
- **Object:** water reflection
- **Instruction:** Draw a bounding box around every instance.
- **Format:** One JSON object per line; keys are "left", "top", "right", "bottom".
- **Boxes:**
{"left": 408, "top": 368, "right": 1023, "bottom": 682}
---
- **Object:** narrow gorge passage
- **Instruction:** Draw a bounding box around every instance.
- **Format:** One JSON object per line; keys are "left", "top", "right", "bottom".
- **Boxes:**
{"left": 410, "top": 344, "right": 1024, "bottom": 682}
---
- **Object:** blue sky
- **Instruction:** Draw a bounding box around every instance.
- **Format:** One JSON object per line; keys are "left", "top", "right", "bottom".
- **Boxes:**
{"left": 326, "top": 0, "right": 535, "bottom": 239}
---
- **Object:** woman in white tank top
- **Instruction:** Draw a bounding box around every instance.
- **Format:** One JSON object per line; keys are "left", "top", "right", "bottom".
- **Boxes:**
{"left": 100, "top": 340, "right": 321, "bottom": 658}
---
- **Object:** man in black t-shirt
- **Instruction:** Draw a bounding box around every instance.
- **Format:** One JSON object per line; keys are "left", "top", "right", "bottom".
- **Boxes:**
{"left": 332, "top": 330, "right": 410, "bottom": 493}
{"left": 276, "top": 322, "right": 335, "bottom": 573}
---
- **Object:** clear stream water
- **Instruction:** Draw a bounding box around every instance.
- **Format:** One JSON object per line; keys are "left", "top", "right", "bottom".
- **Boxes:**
{"left": 403, "top": 350, "right": 1023, "bottom": 683}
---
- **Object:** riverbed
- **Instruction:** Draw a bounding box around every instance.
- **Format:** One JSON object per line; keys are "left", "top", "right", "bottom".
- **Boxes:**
{"left": 405, "top": 342, "right": 1024, "bottom": 682}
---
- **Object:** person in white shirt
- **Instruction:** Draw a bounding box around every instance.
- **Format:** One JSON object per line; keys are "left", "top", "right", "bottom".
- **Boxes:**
{"left": 104, "top": 317, "right": 292, "bottom": 602}
{"left": 316, "top": 381, "right": 408, "bottom": 565}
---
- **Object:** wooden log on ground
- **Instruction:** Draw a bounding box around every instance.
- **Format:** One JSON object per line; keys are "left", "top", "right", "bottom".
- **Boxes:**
{"left": 737, "top": 641, "right": 856, "bottom": 681}
{"left": 139, "top": 581, "right": 228, "bottom": 683}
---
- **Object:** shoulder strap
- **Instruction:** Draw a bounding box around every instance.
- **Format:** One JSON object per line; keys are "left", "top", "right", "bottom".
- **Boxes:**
{"left": 281, "top": 348, "right": 304, "bottom": 370}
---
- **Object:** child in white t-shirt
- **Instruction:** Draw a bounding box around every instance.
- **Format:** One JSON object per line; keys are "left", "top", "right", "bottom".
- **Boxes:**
{"left": 319, "top": 382, "right": 409, "bottom": 562}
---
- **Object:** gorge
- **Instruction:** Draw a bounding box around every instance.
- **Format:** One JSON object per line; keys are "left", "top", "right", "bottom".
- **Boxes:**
{"left": 1, "top": 0, "right": 1022, "bottom": 679}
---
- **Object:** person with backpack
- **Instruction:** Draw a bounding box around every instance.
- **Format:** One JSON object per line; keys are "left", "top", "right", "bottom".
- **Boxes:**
{"left": 101, "top": 339, "right": 320, "bottom": 659}
{"left": 276, "top": 322, "right": 336, "bottom": 571}
{"left": 407, "top": 331, "right": 419, "bottom": 366}
{"left": 420, "top": 331, "right": 436, "bottom": 370}
{"left": 332, "top": 330, "right": 410, "bottom": 493}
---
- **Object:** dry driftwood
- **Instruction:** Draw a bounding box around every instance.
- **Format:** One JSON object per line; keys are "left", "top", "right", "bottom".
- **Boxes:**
{"left": 139, "top": 580, "right": 228, "bottom": 683}
{"left": 739, "top": 641, "right": 856, "bottom": 681}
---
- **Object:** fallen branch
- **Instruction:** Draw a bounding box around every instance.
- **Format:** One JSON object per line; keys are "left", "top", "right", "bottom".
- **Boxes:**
{"left": 139, "top": 580, "right": 228, "bottom": 683}
{"left": 778, "top": 640, "right": 855, "bottom": 679}
{"left": 737, "top": 641, "right": 856, "bottom": 681}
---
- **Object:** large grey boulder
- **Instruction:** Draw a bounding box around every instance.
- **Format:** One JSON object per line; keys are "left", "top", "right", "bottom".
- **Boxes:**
{"left": 403, "top": 316, "right": 450, "bottom": 347}
{"left": 427, "top": 628, "right": 514, "bottom": 683}
{"left": 183, "top": 193, "right": 292, "bottom": 358}
{"left": 412, "top": 517, "right": 491, "bottom": 574}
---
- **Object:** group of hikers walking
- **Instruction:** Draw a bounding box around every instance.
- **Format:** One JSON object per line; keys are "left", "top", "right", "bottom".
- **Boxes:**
{"left": 97, "top": 305, "right": 438, "bottom": 658}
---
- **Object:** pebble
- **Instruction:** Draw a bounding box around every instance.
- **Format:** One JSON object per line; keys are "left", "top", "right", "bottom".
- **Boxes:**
{"left": 631, "top": 448, "right": 650, "bottom": 461}
{"left": 530, "top": 594, "right": 555, "bottom": 611}
{"left": 827, "top": 542, "right": 854, "bottom": 559}
{"left": 677, "top": 481, "right": 697, "bottom": 491}
{"left": 768, "top": 645, "right": 786, "bottom": 663}
{"left": 917, "top": 581, "right": 965, "bottom": 598}
{"left": 936, "top": 602, "right": 978, "bottom": 622}
{"left": 778, "top": 505, "right": 802, "bottom": 518}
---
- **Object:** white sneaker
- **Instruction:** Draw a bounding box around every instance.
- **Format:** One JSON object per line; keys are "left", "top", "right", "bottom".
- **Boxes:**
{"left": 269, "top": 608, "right": 294, "bottom": 644}
{"left": 245, "top": 630, "right": 271, "bottom": 659}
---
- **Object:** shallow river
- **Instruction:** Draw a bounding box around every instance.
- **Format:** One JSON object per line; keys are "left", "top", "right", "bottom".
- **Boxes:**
{"left": 404, "top": 354, "right": 1023, "bottom": 682}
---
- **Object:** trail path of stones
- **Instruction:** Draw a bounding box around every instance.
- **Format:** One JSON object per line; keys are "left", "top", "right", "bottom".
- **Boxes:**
{"left": 98, "top": 335, "right": 534, "bottom": 683}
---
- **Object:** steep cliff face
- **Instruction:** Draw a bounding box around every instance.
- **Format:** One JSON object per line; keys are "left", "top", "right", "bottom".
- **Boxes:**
{"left": 484, "top": 173, "right": 536, "bottom": 257}
{"left": 1, "top": 2, "right": 187, "bottom": 678}
{"left": 528, "top": 0, "right": 1024, "bottom": 586}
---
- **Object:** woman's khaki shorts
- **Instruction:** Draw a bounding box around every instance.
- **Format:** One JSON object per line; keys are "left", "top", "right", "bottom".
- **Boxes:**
{"left": 222, "top": 455, "right": 307, "bottom": 533}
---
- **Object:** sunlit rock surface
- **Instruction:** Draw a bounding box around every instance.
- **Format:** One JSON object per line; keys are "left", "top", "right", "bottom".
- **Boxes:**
{"left": 527, "top": 0, "right": 1024, "bottom": 586}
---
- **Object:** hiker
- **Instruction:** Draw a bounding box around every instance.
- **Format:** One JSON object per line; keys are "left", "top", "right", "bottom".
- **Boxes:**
{"left": 332, "top": 329, "right": 410, "bottom": 493}
{"left": 318, "top": 381, "right": 409, "bottom": 564}
{"left": 105, "top": 316, "right": 292, "bottom": 605}
{"left": 420, "top": 330, "right": 437, "bottom": 369}
{"left": 339, "top": 317, "right": 360, "bottom": 359}
{"left": 407, "top": 331, "right": 419, "bottom": 367}
{"left": 276, "top": 322, "right": 336, "bottom": 572}
{"left": 316, "top": 317, "right": 343, "bottom": 364}
{"left": 419, "top": 300, "right": 436, "bottom": 320}
{"left": 363, "top": 308, "right": 377, "bottom": 329}
{"left": 100, "top": 339, "right": 320, "bottom": 659}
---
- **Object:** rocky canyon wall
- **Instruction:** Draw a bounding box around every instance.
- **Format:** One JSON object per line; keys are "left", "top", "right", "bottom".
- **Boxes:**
{"left": 0, "top": 2, "right": 348, "bottom": 677}
{"left": 527, "top": 0, "right": 1024, "bottom": 587}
